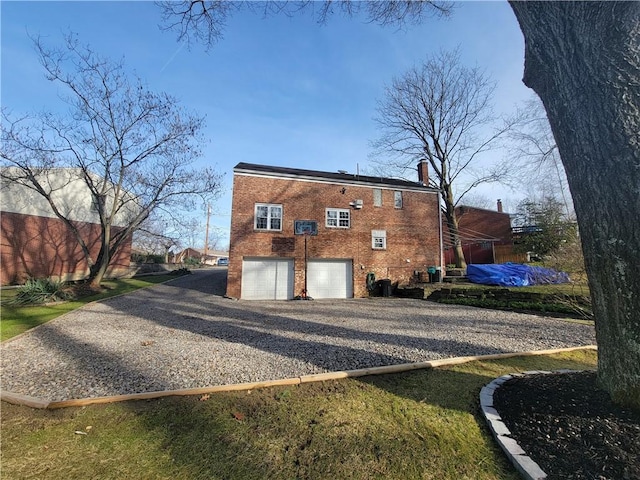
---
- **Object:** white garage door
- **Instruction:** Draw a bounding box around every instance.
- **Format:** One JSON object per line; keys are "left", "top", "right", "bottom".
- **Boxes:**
{"left": 241, "top": 258, "right": 294, "bottom": 300}
{"left": 307, "top": 259, "right": 353, "bottom": 299}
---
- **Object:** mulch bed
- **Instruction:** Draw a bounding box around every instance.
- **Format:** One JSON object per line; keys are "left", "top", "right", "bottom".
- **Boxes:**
{"left": 64, "top": 283, "right": 105, "bottom": 298}
{"left": 493, "top": 371, "right": 640, "bottom": 480}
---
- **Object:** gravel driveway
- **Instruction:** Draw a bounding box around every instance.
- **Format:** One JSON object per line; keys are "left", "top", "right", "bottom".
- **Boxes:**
{"left": 1, "top": 269, "right": 596, "bottom": 402}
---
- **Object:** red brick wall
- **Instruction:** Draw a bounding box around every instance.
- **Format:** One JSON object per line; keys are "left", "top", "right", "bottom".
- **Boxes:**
{"left": 1, "top": 211, "right": 132, "bottom": 285}
{"left": 457, "top": 206, "right": 512, "bottom": 242}
{"left": 443, "top": 206, "right": 513, "bottom": 265}
{"left": 227, "top": 174, "right": 441, "bottom": 298}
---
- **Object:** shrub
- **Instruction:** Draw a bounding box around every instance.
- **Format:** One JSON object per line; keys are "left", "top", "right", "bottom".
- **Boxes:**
{"left": 183, "top": 256, "right": 201, "bottom": 267}
{"left": 544, "top": 239, "right": 587, "bottom": 283}
{"left": 131, "top": 253, "right": 166, "bottom": 264}
{"left": 11, "top": 278, "right": 71, "bottom": 305}
{"left": 170, "top": 268, "right": 191, "bottom": 276}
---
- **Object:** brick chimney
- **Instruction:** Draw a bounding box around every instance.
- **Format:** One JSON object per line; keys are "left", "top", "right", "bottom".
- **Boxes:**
{"left": 417, "top": 159, "right": 429, "bottom": 185}
{"left": 497, "top": 199, "right": 503, "bottom": 213}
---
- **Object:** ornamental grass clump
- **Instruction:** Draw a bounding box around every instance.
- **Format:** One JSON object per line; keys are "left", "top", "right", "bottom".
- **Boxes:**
{"left": 12, "top": 278, "right": 71, "bottom": 305}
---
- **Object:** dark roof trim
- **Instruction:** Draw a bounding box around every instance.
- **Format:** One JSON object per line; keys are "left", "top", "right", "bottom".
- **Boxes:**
{"left": 457, "top": 204, "right": 512, "bottom": 215}
{"left": 234, "top": 162, "right": 439, "bottom": 193}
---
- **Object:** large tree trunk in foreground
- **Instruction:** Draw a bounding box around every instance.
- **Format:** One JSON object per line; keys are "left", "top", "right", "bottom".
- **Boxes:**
{"left": 510, "top": 1, "right": 640, "bottom": 408}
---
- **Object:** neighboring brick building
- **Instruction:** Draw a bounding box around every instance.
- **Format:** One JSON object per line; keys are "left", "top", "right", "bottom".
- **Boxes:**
{"left": 1, "top": 169, "right": 132, "bottom": 285}
{"left": 174, "top": 248, "right": 228, "bottom": 265}
{"left": 227, "top": 161, "right": 442, "bottom": 299}
{"left": 443, "top": 200, "right": 517, "bottom": 265}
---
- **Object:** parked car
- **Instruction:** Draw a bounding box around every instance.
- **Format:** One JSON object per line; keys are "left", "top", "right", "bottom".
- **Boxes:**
{"left": 217, "top": 258, "right": 229, "bottom": 266}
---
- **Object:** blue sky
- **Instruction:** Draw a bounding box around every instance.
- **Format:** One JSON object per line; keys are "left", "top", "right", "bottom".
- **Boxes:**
{"left": 2, "top": 1, "right": 533, "bottom": 249}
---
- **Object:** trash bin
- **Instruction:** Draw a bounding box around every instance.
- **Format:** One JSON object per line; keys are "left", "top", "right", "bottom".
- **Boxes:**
{"left": 427, "top": 266, "right": 437, "bottom": 283}
{"left": 379, "top": 279, "right": 392, "bottom": 297}
{"left": 366, "top": 272, "right": 377, "bottom": 294}
{"left": 433, "top": 267, "right": 442, "bottom": 283}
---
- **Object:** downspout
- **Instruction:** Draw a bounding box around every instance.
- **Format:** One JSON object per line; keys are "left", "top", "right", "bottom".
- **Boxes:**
{"left": 438, "top": 194, "right": 444, "bottom": 274}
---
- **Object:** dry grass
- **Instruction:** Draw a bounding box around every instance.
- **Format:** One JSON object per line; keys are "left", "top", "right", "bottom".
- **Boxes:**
{"left": 1, "top": 350, "right": 597, "bottom": 480}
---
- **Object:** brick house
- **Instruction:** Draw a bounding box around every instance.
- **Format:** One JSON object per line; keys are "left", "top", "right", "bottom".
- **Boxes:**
{"left": 174, "top": 248, "right": 228, "bottom": 265}
{"left": 1, "top": 169, "right": 132, "bottom": 285}
{"left": 442, "top": 200, "right": 521, "bottom": 265}
{"left": 227, "top": 161, "right": 442, "bottom": 299}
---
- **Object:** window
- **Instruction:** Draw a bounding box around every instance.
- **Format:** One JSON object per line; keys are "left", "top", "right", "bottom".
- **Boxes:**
{"left": 373, "top": 188, "right": 382, "bottom": 207}
{"left": 372, "top": 230, "right": 387, "bottom": 249}
{"left": 326, "top": 208, "right": 350, "bottom": 228}
{"left": 394, "top": 191, "right": 403, "bottom": 209}
{"left": 255, "top": 203, "right": 282, "bottom": 231}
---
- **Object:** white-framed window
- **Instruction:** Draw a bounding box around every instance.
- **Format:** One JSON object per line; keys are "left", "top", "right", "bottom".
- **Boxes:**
{"left": 373, "top": 188, "right": 382, "bottom": 207}
{"left": 254, "top": 203, "right": 282, "bottom": 231}
{"left": 326, "top": 208, "right": 350, "bottom": 228}
{"left": 372, "top": 230, "right": 387, "bottom": 250}
{"left": 394, "top": 191, "right": 403, "bottom": 209}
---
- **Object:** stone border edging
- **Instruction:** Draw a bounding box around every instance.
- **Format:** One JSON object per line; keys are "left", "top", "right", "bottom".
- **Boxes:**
{"left": 480, "top": 373, "right": 548, "bottom": 480}
{"left": 479, "top": 368, "right": 590, "bottom": 480}
{"left": 0, "top": 345, "right": 596, "bottom": 409}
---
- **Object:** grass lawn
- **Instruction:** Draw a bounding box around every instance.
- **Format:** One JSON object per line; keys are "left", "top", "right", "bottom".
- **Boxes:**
{"left": 0, "top": 275, "right": 177, "bottom": 341}
{"left": 0, "top": 276, "right": 597, "bottom": 478}
{"left": 510, "top": 283, "right": 590, "bottom": 296}
{"left": 431, "top": 281, "right": 593, "bottom": 320}
{"left": 440, "top": 281, "right": 590, "bottom": 296}
{"left": 0, "top": 349, "right": 597, "bottom": 480}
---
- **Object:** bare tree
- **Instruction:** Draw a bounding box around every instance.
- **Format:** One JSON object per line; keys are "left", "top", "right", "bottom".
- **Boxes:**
{"left": 509, "top": 97, "right": 573, "bottom": 219}
{"left": 157, "top": 1, "right": 453, "bottom": 49}
{"left": 1, "top": 34, "right": 223, "bottom": 286}
{"left": 133, "top": 213, "right": 183, "bottom": 262}
{"left": 372, "top": 49, "right": 515, "bottom": 268}
{"left": 460, "top": 193, "right": 494, "bottom": 211}
{"left": 156, "top": 0, "right": 640, "bottom": 407}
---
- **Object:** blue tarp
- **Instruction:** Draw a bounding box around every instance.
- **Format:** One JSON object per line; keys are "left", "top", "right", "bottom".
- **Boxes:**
{"left": 466, "top": 263, "right": 570, "bottom": 287}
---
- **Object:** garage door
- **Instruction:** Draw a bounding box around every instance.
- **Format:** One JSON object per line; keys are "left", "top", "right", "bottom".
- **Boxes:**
{"left": 307, "top": 259, "right": 353, "bottom": 299}
{"left": 241, "top": 258, "right": 294, "bottom": 300}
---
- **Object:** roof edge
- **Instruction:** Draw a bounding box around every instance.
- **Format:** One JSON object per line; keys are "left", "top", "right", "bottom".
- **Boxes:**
{"left": 234, "top": 162, "right": 439, "bottom": 193}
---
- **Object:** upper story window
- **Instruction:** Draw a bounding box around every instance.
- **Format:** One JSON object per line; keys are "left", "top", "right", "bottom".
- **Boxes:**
{"left": 372, "top": 230, "right": 387, "bottom": 250}
{"left": 326, "top": 208, "right": 350, "bottom": 228}
{"left": 373, "top": 188, "right": 382, "bottom": 207}
{"left": 394, "top": 191, "right": 403, "bottom": 209}
{"left": 255, "top": 203, "right": 282, "bottom": 231}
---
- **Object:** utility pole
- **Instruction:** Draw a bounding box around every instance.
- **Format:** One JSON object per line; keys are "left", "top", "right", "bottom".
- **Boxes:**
{"left": 204, "top": 203, "right": 211, "bottom": 257}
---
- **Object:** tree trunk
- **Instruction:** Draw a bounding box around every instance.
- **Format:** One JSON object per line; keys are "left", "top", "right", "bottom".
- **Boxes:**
{"left": 453, "top": 240, "right": 466, "bottom": 270}
{"left": 442, "top": 186, "right": 467, "bottom": 269}
{"left": 510, "top": 1, "right": 640, "bottom": 408}
{"left": 88, "top": 225, "right": 111, "bottom": 287}
{"left": 445, "top": 214, "right": 467, "bottom": 269}
{"left": 89, "top": 248, "right": 110, "bottom": 287}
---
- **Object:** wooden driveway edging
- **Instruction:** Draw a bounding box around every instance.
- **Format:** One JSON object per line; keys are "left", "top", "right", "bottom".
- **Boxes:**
{"left": 0, "top": 345, "right": 597, "bottom": 409}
